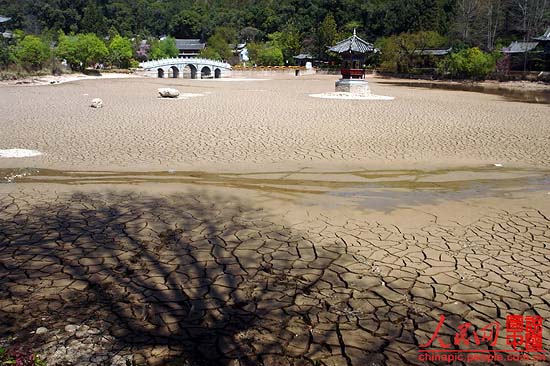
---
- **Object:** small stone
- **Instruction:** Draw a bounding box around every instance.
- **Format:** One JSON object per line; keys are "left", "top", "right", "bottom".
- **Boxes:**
{"left": 87, "top": 328, "right": 101, "bottom": 335}
{"left": 75, "top": 330, "right": 87, "bottom": 339}
{"left": 90, "top": 98, "right": 103, "bottom": 108}
{"left": 158, "top": 88, "right": 180, "bottom": 98}
{"left": 65, "top": 324, "right": 79, "bottom": 333}
{"left": 36, "top": 327, "right": 48, "bottom": 335}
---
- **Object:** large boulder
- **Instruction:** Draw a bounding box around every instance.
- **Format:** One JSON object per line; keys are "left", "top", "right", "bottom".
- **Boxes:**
{"left": 158, "top": 88, "right": 180, "bottom": 98}
{"left": 90, "top": 98, "right": 103, "bottom": 108}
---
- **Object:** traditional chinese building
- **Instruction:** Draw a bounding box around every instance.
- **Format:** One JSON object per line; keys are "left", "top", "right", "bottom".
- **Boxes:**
{"left": 328, "top": 30, "right": 377, "bottom": 94}
{"left": 500, "top": 27, "right": 550, "bottom": 72}
{"left": 412, "top": 47, "right": 453, "bottom": 70}
{"left": 328, "top": 29, "right": 376, "bottom": 79}
{"left": 533, "top": 26, "right": 550, "bottom": 71}
{"left": 174, "top": 39, "right": 206, "bottom": 58}
{"left": 293, "top": 53, "right": 315, "bottom": 67}
{"left": 501, "top": 41, "right": 542, "bottom": 71}
{"left": 0, "top": 15, "right": 12, "bottom": 39}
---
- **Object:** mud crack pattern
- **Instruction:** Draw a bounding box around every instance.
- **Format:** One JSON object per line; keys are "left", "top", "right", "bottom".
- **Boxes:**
{"left": 1, "top": 191, "right": 550, "bottom": 365}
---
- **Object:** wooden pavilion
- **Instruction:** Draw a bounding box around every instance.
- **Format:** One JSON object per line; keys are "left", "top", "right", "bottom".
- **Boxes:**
{"left": 328, "top": 29, "right": 377, "bottom": 79}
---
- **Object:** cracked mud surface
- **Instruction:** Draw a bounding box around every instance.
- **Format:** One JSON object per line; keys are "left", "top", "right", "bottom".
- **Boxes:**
{"left": 1, "top": 178, "right": 549, "bottom": 365}
{"left": 1, "top": 76, "right": 549, "bottom": 171}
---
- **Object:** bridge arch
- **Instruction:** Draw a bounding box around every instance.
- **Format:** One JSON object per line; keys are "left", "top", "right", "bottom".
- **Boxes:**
{"left": 183, "top": 64, "right": 197, "bottom": 79}
{"left": 201, "top": 66, "right": 212, "bottom": 79}
{"left": 140, "top": 58, "right": 231, "bottom": 79}
{"left": 169, "top": 66, "right": 179, "bottom": 78}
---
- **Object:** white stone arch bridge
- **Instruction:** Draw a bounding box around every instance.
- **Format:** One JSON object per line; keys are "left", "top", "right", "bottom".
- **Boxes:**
{"left": 139, "top": 58, "right": 232, "bottom": 79}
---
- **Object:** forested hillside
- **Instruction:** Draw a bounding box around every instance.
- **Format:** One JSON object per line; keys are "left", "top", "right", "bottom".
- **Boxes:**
{"left": 1, "top": 0, "right": 549, "bottom": 78}
{"left": 1, "top": 0, "right": 548, "bottom": 50}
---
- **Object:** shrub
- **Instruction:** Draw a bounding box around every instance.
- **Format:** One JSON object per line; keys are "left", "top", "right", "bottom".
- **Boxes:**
{"left": 437, "top": 47, "right": 497, "bottom": 79}
{"left": 129, "top": 59, "right": 140, "bottom": 68}
{"left": 200, "top": 47, "right": 222, "bottom": 61}
{"left": 109, "top": 35, "right": 133, "bottom": 68}
{"left": 0, "top": 38, "right": 18, "bottom": 68}
{"left": 149, "top": 37, "right": 178, "bottom": 60}
{"left": 0, "top": 345, "right": 45, "bottom": 366}
{"left": 257, "top": 46, "right": 283, "bottom": 66}
{"left": 15, "top": 35, "right": 51, "bottom": 71}
{"left": 376, "top": 31, "right": 446, "bottom": 73}
{"left": 200, "top": 32, "right": 232, "bottom": 61}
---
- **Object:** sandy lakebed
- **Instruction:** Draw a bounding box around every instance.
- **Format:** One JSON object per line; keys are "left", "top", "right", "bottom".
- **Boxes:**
{"left": 0, "top": 74, "right": 549, "bottom": 366}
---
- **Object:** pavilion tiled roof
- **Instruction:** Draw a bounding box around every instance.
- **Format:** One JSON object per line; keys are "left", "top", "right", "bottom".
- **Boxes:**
{"left": 328, "top": 30, "right": 376, "bottom": 54}
{"left": 533, "top": 27, "right": 550, "bottom": 41}
{"left": 175, "top": 39, "right": 205, "bottom": 50}
{"left": 502, "top": 41, "right": 539, "bottom": 53}
{"left": 293, "top": 53, "right": 314, "bottom": 59}
{"left": 413, "top": 47, "right": 453, "bottom": 56}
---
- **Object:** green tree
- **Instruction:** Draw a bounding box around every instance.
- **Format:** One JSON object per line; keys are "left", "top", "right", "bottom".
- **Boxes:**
{"left": 80, "top": 2, "right": 107, "bottom": 36}
{"left": 109, "top": 35, "right": 133, "bottom": 68}
{"left": 169, "top": 10, "right": 203, "bottom": 38}
{"left": 214, "top": 26, "right": 238, "bottom": 44}
{"left": 268, "top": 23, "right": 301, "bottom": 64}
{"left": 437, "top": 47, "right": 497, "bottom": 79}
{"left": 246, "top": 42, "right": 262, "bottom": 64}
{"left": 56, "top": 33, "right": 80, "bottom": 70}
{"left": 0, "top": 35, "right": 20, "bottom": 67}
{"left": 57, "top": 33, "right": 107, "bottom": 70}
{"left": 319, "top": 13, "right": 339, "bottom": 59}
{"left": 257, "top": 45, "right": 283, "bottom": 66}
{"left": 0, "top": 40, "right": 10, "bottom": 68}
{"left": 376, "top": 31, "right": 446, "bottom": 73}
{"left": 240, "top": 27, "right": 262, "bottom": 42}
{"left": 200, "top": 30, "right": 232, "bottom": 61}
{"left": 149, "top": 37, "right": 178, "bottom": 60}
{"left": 200, "top": 47, "right": 221, "bottom": 60}
{"left": 15, "top": 35, "right": 51, "bottom": 70}
{"left": 77, "top": 33, "right": 108, "bottom": 69}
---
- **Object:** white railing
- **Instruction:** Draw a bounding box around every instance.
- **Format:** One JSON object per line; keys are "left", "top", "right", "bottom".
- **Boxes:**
{"left": 139, "top": 57, "right": 232, "bottom": 69}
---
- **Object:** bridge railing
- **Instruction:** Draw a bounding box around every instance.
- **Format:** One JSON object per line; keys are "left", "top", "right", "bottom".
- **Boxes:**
{"left": 139, "top": 58, "right": 232, "bottom": 69}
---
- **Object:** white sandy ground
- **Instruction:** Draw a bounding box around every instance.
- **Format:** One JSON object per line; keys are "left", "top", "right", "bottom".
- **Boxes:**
{"left": 0, "top": 74, "right": 548, "bottom": 172}
{"left": 2, "top": 72, "right": 138, "bottom": 86}
{"left": 210, "top": 78, "right": 268, "bottom": 81}
{"left": 0, "top": 149, "right": 43, "bottom": 158}
{"left": 309, "top": 91, "right": 394, "bottom": 100}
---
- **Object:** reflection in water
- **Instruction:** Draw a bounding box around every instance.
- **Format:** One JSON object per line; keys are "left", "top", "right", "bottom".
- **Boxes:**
{"left": 382, "top": 81, "right": 550, "bottom": 104}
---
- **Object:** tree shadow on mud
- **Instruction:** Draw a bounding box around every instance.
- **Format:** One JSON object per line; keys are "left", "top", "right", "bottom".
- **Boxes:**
{"left": 0, "top": 190, "right": 357, "bottom": 366}
{"left": 0, "top": 189, "right": 523, "bottom": 366}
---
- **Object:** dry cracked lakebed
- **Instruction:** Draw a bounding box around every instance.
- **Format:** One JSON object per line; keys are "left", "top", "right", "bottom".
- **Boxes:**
{"left": 0, "top": 167, "right": 549, "bottom": 365}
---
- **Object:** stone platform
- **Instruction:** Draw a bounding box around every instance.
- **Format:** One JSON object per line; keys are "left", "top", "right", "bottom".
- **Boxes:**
{"left": 335, "top": 79, "right": 370, "bottom": 95}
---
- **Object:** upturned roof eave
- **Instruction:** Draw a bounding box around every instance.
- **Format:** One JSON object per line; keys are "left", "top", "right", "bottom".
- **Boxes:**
{"left": 328, "top": 33, "right": 375, "bottom": 54}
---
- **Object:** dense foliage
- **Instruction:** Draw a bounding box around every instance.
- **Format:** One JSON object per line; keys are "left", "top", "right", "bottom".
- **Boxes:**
{"left": 149, "top": 37, "right": 178, "bottom": 60}
{"left": 0, "top": 0, "right": 548, "bottom": 74}
{"left": 57, "top": 32, "right": 108, "bottom": 70}
{"left": 376, "top": 31, "right": 447, "bottom": 72}
{"left": 2, "top": 0, "right": 548, "bottom": 52}
{"left": 15, "top": 34, "right": 51, "bottom": 70}
{"left": 108, "top": 34, "right": 133, "bottom": 68}
{"left": 0, "top": 345, "right": 45, "bottom": 366}
{"left": 437, "top": 47, "right": 499, "bottom": 79}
